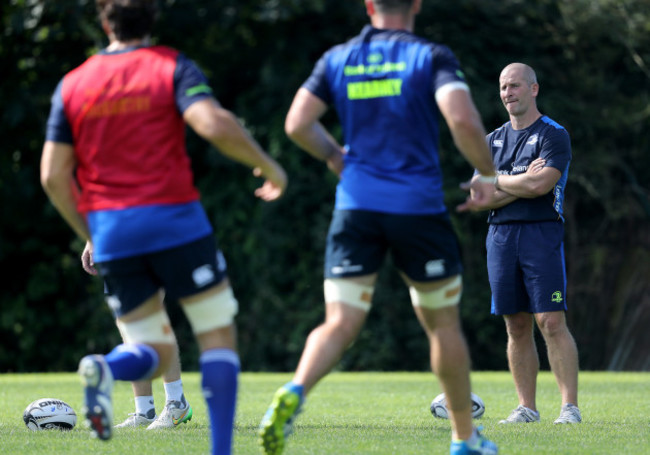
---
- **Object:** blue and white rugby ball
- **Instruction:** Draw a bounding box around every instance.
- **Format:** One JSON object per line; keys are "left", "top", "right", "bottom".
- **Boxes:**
{"left": 430, "top": 392, "right": 485, "bottom": 419}
{"left": 23, "top": 398, "right": 77, "bottom": 430}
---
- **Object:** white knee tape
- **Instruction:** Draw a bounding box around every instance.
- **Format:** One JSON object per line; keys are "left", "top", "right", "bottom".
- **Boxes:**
{"left": 116, "top": 310, "right": 175, "bottom": 345}
{"left": 409, "top": 275, "right": 462, "bottom": 309}
{"left": 183, "top": 287, "right": 239, "bottom": 334}
{"left": 324, "top": 278, "right": 374, "bottom": 312}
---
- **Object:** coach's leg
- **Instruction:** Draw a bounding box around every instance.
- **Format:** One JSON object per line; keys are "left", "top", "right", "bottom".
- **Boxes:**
{"left": 504, "top": 312, "right": 538, "bottom": 411}
{"left": 535, "top": 311, "right": 579, "bottom": 407}
{"left": 293, "top": 275, "right": 375, "bottom": 394}
{"left": 408, "top": 274, "right": 473, "bottom": 440}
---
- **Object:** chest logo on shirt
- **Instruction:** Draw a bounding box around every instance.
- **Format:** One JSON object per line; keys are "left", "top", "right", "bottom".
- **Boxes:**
{"left": 493, "top": 140, "right": 504, "bottom": 147}
{"left": 526, "top": 134, "right": 539, "bottom": 145}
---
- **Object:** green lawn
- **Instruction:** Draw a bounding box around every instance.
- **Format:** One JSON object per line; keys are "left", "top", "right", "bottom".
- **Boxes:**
{"left": 0, "top": 371, "right": 648, "bottom": 454}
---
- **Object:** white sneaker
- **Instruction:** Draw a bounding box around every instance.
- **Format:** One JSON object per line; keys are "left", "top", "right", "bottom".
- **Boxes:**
{"left": 499, "top": 405, "right": 540, "bottom": 424}
{"left": 115, "top": 412, "right": 156, "bottom": 428}
{"left": 78, "top": 355, "right": 114, "bottom": 440}
{"left": 147, "top": 397, "right": 192, "bottom": 430}
{"left": 554, "top": 404, "right": 582, "bottom": 424}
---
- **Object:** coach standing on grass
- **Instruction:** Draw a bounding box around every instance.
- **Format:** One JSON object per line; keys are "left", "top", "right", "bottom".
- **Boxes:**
{"left": 458, "top": 62, "right": 581, "bottom": 425}
{"left": 258, "top": 1, "right": 498, "bottom": 454}
{"left": 40, "top": 0, "right": 287, "bottom": 453}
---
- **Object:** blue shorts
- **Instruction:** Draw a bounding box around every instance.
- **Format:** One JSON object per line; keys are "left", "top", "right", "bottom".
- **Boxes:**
{"left": 324, "top": 210, "right": 462, "bottom": 282}
{"left": 98, "top": 235, "right": 227, "bottom": 317}
{"left": 487, "top": 221, "right": 567, "bottom": 315}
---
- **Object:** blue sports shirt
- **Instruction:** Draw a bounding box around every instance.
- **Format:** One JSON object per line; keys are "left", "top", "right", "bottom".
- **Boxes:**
{"left": 486, "top": 115, "right": 572, "bottom": 224}
{"left": 303, "top": 25, "right": 468, "bottom": 215}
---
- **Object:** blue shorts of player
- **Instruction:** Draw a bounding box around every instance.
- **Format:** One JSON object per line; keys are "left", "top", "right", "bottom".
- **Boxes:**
{"left": 487, "top": 221, "right": 567, "bottom": 315}
{"left": 324, "top": 210, "right": 462, "bottom": 281}
{"left": 98, "top": 235, "right": 227, "bottom": 317}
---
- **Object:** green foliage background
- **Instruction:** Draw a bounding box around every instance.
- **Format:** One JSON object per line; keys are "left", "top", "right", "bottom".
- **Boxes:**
{"left": 1, "top": 0, "right": 648, "bottom": 372}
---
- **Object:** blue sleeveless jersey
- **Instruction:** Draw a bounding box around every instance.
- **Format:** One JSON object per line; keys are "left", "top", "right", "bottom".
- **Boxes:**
{"left": 303, "top": 25, "right": 467, "bottom": 215}
{"left": 487, "top": 116, "right": 571, "bottom": 224}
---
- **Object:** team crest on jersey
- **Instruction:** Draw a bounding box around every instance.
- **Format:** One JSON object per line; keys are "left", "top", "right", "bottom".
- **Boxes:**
{"left": 493, "top": 140, "right": 503, "bottom": 147}
{"left": 526, "top": 134, "right": 539, "bottom": 145}
{"left": 367, "top": 52, "right": 383, "bottom": 63}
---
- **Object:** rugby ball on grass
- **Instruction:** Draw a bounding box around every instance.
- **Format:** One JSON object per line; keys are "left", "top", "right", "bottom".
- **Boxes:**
{"left": 430, "top": 392, "right": 485, "bottom": 419}
{"left": 23, "top": 398, "right": 77, "bottom": 431}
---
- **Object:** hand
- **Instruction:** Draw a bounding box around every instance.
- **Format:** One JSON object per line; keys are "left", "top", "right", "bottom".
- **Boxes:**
{"left": 527, "top": 158, "right": 546, "bottom": 174}
{"left": 253, "top": 163, "right": 288, "bottom": 201}
{"left": 326, "top": 147, "right": 345, "bottom": 177}
{"left": 456, "top": 177, "right": 496, "bottom": 212}
{"left": 81, "top": 241, "right": 98, "bottom": 276}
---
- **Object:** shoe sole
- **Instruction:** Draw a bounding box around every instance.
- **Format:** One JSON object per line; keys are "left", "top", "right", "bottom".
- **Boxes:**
{"left": 79, "top": 357, "right": 113, "bottom": 440}
{"left": 498, "top": 419, "right": 539, "bottom": 424}
{"left": 259, "top": 391, "right": 300, "bottom": 455}
{"left": 115, "top": 418, "right": 155, "bottom": 428}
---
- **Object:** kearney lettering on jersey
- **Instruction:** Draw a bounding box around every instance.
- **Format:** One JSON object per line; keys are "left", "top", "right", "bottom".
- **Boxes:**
{"left": 347, "top": 78, "right": 403, "bottom": 100}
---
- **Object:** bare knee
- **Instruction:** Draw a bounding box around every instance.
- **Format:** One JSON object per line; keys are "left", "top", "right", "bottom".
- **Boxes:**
{"left": 536, "top": 311, "right": 568, "bottom": 338}
{"left": 504, "top": 313, "right": 534, "bottom": 340}
{"left": 322, "top": 311, "right": 363, "bottom": 344}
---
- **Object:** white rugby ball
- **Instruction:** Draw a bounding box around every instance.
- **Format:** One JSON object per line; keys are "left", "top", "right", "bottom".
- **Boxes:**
{"left": 23, "top": 398, "right": 77, "bottom": 431}
{"left": 430, "top": 392, "right": 485, "bottom": 419}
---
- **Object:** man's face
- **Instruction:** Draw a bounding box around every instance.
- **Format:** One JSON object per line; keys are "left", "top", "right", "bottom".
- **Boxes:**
{"left": 499, "top": 68, "right": 537, "bottom": 117}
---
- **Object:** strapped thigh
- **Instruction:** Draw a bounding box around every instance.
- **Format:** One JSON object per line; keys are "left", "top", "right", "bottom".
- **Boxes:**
{"left": 324, "top": 278, "right": 374, "bottom": 312}
{"left": 116, "top": 310, "right": 175, "bottom": 344}
{"left": 183, "top": 287, "right": 239, "bottom": 335}
{"left": 409, "top": 275, "right": 462, "bottom": 309}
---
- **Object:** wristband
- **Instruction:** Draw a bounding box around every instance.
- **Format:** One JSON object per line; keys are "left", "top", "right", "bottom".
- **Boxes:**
{"left": 477, "top": 174, "right": 498, "bottom": 185}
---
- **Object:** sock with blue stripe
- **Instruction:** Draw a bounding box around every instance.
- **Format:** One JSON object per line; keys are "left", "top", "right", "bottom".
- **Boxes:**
{"left": 201, "top": 348, "right": 240, "bottom": 455}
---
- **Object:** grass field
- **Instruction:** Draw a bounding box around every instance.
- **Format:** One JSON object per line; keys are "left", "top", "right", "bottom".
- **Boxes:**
{"left": 0, "top": 371, "right": 648, "bottom": 454}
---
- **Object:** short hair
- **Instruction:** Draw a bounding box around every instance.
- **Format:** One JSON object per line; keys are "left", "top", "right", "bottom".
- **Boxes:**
{"left": 501, "top": 63, "right": 538, "bottom": 87}
{"left": 96, "top": 0, "right": 157, "bottom": 41}
{"left": 522, "top": 66, "right": 538, "bottom": 86}
{"left": 372, "top": 0, "right": 414, "bottom": 14}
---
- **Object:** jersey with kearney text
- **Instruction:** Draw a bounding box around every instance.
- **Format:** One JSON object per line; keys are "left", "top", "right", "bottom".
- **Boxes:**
{"left": 486, "top": 115, "right": 571, "bottom": 224}
{"left": 46, "top": 45, "right": 215, "bottom": 261}
{"left": 303, "top": 25, "right": 468, "bottom": 215}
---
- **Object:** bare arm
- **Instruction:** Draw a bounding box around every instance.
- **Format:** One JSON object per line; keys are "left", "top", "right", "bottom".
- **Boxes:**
{"left": 437, "top": 88, "right": 495, "bottom": 177}
{"left": 496, "top": 163, "right": 560, "bottom": 198}
{"left": 41, "top": 142, "right": 98, "bottom": 275}
{"left": 285, "top": 88, "right": 344, "bottom": 176}
{"left": 457, "top": 158, "right": 549, "bottom": 212}
{"left": 437, "top": 87, "right": 497, "bottom": 209}
{"left": 40, "top": 141, "right": 90, "bottom": 241}
{"left": 184, "top": 98, "right": 287, "bottom": 200}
